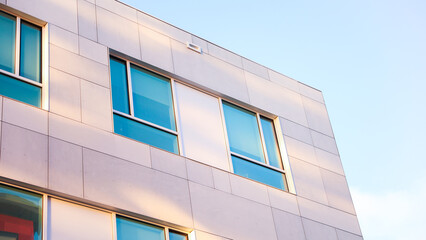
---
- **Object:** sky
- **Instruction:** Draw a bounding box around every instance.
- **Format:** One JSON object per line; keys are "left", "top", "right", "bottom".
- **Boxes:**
{"left": 120, "top": 1, "right": 426, "bottom": 239}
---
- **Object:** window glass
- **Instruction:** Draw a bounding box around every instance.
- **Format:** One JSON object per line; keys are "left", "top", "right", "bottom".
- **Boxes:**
{"left": 222, "top": 102, "right": 264, "bottom": 162}
{"left": 20, "top": 21, "right": 41, "bottom": 82}
{"left": 0, "top": 73, "right": 41, "bottom": 107}
{"left": 0, "top": 11, "right": 42, "bottom": 107}
{"left": 109, "top": 56, "right": 179, "bottom": 154}
{"left": 0, "top": 11, "right": 16, "bottom": 73}
{"left": 0, "top": 184, "right": 43, "bottom": 240}
{"left": 130, "top": 65, "right": 176, "bottom": 131}
{"left": 169, "top": 231, "right": 187, "bottom": 240}
{"left": 110, "top": 57, "right": 130, "bottom": 114}
{"left": 116, "top": 216, "right": 165, "bottom": 240}
{"left": 260, "top": 117, "right": 282, "bottom": 169}
{"left": 114, "top": 114, "right": 178, "bottom": 154}
{"left": 232, "top": 155, "right": 286, "bottom": 190}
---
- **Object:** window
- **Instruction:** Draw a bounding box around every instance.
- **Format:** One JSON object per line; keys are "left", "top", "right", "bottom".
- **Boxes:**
{"left": 116, "top": 216, "right": 187, "bottom": 240}
{"left": 0, "top": 184, "right": 43, "bottom": 240}
{"left": 0, "top": 10, "right": 43, "bottom": 107}
{"left": 110, "top": 56, "right": 179, "bottom": 154}
{"left": 222, "top": 101, "right": 287, "bottom": 190}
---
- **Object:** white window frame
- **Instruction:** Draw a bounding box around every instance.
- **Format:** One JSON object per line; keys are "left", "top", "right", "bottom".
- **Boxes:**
{"left": 110, "top": 55, "right": 182, "bottom": 154}
{"left": 0, "top": 7, "right": 49, "bottom": 109}
{"left": 219, "top": 99, "right": 295, "bottom": 193}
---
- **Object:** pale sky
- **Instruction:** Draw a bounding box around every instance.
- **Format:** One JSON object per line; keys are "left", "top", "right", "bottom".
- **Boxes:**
{"left": 121, "top": 1, "right": 426, "bottom": 239}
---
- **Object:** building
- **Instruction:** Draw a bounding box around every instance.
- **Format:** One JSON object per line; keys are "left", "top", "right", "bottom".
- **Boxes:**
{"left": 0, "top": 0, "right": 363, "bottom": 239}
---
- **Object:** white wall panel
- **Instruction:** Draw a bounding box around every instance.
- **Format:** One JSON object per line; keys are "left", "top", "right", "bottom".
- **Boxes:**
{"left": 8, "top": 0, "right": 78, "bottom": 33}
{"left": 190, "top": 182, "right": 278, "bottom": 240}
{"left": 48, "top": 198, "right": 113, "bottom": 240}
{"left": 245, "top": 71, "right": 308, "bottom": 126}
{"left": 175, "top": 83, "right": 230, "bottom": 171}
{"left": 171, "top": 40, "right": 249, "bottom": 103}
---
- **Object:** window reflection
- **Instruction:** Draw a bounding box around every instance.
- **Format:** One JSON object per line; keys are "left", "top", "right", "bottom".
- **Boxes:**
{"left": 0, "top": 184, "right": 42, "bottom": 240}
{"left": 116, "top": 216, "right": 165, "bottom": 240}
{"left": 222, "top": 102, "right": 265, "bottom": 162}
{"left": 0, "top": 11, "right": 16, "bottom": 73}
{"left": 169, "top": 231, "right": 187, "bottom": 240}
{"left": 232, "top": 155, "right": 286, "bottom": 190}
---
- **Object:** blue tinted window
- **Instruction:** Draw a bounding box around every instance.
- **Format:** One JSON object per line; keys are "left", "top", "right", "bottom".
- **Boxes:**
{"left": 222, "top": 102, "right": 264, "bottom": 162}
{"left": 0, "top": 184, "right": 43, "bottom": 240}
{"left": 116, "top": 216, "right": 165, "bottom": 240}
{"left": 169, "top": 231, "right": 187, "bottom": 240}
{"left": 20, "top": 21, "right": 41, "bottom": 82}
{"left": 130, "top": 65, "right": 176, "bottom": 131}
{"left": 110, "top": 57, "right": 130, "bottom": 114}
{"left": 0, "top": 73, "right": 41, "bottom": 107}
{"left": 232, "top": 155, "right": 286, "bottom": 190}
{"left": 0, "top": 11, "right": 16, "bottom": 73}
{"left": 260, "top": 117, "right": 282, "bottom": 169}
{"left": 114, "top": 114, "right": 178, "bottom": 154}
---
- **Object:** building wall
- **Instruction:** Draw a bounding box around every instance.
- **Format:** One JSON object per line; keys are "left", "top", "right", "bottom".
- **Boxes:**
{"left": 0, "top": 0, "right": 362, "bottom": 239}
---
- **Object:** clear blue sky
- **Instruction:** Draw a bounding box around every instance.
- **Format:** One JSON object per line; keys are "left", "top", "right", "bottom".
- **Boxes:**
{"left": 121, "top": 1, "right": 426, "bottom": 239}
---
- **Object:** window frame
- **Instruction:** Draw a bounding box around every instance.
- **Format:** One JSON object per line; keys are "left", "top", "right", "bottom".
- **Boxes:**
{"left": 0, "top": 7, "right": 48, "bottom": 109}
{"left": 114, "top": 214, "right": 188, "bottom": 240}
{"left": 109, "top": 54, "right": 183, "bottom": 154}
{"left": 219, "top": 99, "right": 294, "bottom": 192}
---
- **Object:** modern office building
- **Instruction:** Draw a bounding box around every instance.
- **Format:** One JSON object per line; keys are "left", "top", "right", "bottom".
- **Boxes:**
{"left": 0, "top": 0, "right": 363, "bottom": 239}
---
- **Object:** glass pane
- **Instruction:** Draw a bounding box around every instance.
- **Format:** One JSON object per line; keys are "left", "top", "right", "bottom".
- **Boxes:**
{"left": 110, "top": 57, "right": 130, "bottom": 114}
{"left": 0, "top": 73, "right": 41, "bottom": 107}
{"left": 116, "top": 216, "right": 165, "bottom": 240}
{"left": 0, "top": 184, "right": 43, "bottom": 240}
{"left": 222, "top": 102, "right": 264, "bottom": 162}
{"left": 20, "top": 21, "right": 41, "bottom": 82}
{"left": 169, "top": 231, "right": 187, "bottom": 240}
{"left": 130, "top": 65, "right": 176, "bottom": 131}
{"left": 0, "top": 11, "right": 16, "bottom": 73}
{"left": 232, "top": 155, "right": 286, "bottom": 190}
{"left": 114, "top": 114, "right": 179, "bottom": 154}
{"left": 260, "top": 117, "right": 282, "bottom": 169}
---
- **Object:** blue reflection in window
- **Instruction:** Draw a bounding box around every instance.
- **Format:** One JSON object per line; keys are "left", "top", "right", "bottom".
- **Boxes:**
{"left": 116, "top": 216, "right": 165, "bottom": 240}
{"left": 232, "top": 155, "right": 286, "bottom": 190}
{"left": 20, "top": 21, "right": 41, "bottom": 82}
{"left": 169, "top": 231, "right": 187, "bottom": 240}
{"left": 260, "top": 117, "right": 282, "bottom": 169}
{"left": 114, "top": 114, "right": 178, "bottom": 154}
{"left": 222, "top": 102, "right": 265, "bottom": 162}
{"left": 110, "top": 57, "right": 130, "bottom": 114}
{"left": 0, "top": 11, "right": 16, "bottom": 73}
{"left": 130, "top": 65, "right": 176, "bottom": 131}
{"left": 0, "top": 73, "right": 41, "bottom": 107}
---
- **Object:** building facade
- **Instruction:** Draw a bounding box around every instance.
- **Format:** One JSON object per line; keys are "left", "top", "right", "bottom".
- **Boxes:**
{"left": 0, "top": 0, "right": 363, "bottom": 239}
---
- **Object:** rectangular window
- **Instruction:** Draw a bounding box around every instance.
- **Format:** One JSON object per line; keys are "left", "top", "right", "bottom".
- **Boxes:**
{"left": 116, "top": 216, "right": 187, "bottom": 240}
{"left": 110, "top": 56, "right": 179, "bottom": 154}
{"left": 0, "top": 184, "right": 43, "bottom": 240}
{"left": 222, "top": 101, "right": 287, "bottom": 190}
{"left": 0, "top": 10, "right": 42, "bottom": 107}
